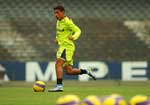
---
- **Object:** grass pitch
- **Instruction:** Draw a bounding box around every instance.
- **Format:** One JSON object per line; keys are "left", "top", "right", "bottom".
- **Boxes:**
{"left": 0, "top": 80, "right": 150, "bottom": 105}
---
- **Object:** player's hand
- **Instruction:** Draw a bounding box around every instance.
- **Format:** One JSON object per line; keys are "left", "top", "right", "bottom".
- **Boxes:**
{"left": 54, "top": 39, "right": 58, "bottom": 44}
{"left": 68, "top": 35, "right": 74, "bottom": 40}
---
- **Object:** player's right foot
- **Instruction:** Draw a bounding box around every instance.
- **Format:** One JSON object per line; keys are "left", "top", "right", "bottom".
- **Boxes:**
{"left": 87, "top": 68, "right": 96, "bottom": 80}
{"left": 48, "top": 84, "right": 63, "bottom": 92}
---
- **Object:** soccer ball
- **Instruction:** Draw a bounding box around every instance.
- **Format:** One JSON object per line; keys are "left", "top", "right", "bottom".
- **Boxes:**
{"left": 129, "top": 95, "right": 149, "bottom": 105}
{"left": 102, "top": 94, "right": 127, "bottom": 105}
{"left": 80, "top": 95, "right": 101, "bottom": 105}
{"left": 33, "top": 81, "right": 46, "bottom": 92}
{"left": 56, "top": 94, "right": 80, "bottom": 105}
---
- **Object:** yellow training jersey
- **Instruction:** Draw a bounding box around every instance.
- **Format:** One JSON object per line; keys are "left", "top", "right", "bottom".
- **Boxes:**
{"left": 56, "top": 16, "right": 81, "bottom": 51}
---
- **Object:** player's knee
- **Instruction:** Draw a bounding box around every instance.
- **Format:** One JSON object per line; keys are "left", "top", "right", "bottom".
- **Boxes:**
{"left": 56, "top": 62, "right": 63, "bottom": 67}
{"left": 56, "top": 59, "right": 64, "bottom": 67}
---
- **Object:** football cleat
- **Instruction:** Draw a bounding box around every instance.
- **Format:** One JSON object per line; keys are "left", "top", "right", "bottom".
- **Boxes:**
{"left": 48, "top": 85, "right": 63, "bottom": 92}
{"left": 87, "top": 68, "right": 96, "bottom": 80}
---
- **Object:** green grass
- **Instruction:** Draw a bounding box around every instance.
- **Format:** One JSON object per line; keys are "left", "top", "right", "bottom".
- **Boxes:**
{"left": 0, "top": 80, "right": 150, "bottom": 105}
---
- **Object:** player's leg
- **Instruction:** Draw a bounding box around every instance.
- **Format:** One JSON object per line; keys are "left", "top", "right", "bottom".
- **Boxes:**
{"left": 63, "top": 65, "right": 89, "bottom": 75}
{"left": 55, "top": 58, "right": 65, "bottom": 85}
{"left": 63, "top": 65, "right": 81, "bottom": 75}
{"left": 48, "top": 48, "right": 65, "bottom": 92}
{"left": 64, "top": 49, "right": 96, "bottom": 80}
{"left": 64, "top": 64, "right": 96, "bottom": 80}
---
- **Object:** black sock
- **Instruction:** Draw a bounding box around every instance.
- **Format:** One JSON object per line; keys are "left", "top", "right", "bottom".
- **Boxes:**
{"left": 57, "top": 79, "right": 62, "bottom": 85}
{"left": 80, "top": 69, "right": 88, "bottom": 74}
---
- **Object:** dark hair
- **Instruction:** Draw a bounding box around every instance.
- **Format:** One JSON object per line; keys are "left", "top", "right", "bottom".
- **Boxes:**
{"left": 54, "top": 5, "right": 65, "bottom": 11}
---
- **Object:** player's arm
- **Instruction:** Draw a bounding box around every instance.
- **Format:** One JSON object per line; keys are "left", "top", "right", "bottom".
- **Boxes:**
{"left": 67, "top": 19, "right": 81, "bottom": 40}
{"left": 55, "top": 21, "right": 59, "bottom": 44}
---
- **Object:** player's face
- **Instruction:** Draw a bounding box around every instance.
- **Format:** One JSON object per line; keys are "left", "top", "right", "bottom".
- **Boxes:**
{"left": 54, "top": 9, "right": 64, "bottom": 20}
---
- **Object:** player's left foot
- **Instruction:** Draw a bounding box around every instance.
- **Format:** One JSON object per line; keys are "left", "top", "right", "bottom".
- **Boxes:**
{"left": 88, "top": 72, "right": 96, "bottom": 80}
{"left": 87, "top": 68, "right": 96, "bottom": 80}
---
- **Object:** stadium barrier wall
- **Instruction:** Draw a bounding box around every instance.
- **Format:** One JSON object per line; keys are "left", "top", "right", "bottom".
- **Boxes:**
{"left": 0, "top": 61, "right": 149, "bottom": 81}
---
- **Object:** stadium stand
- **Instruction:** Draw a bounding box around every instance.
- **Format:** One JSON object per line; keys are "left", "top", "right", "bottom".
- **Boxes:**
{"left": 0, "top": 0, "right": 150, "bottom": 61}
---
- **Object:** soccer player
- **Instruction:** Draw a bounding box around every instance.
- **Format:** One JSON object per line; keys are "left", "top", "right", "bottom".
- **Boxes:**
{"left": 48, "top": 5, "right": 96, "bottom": 92}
